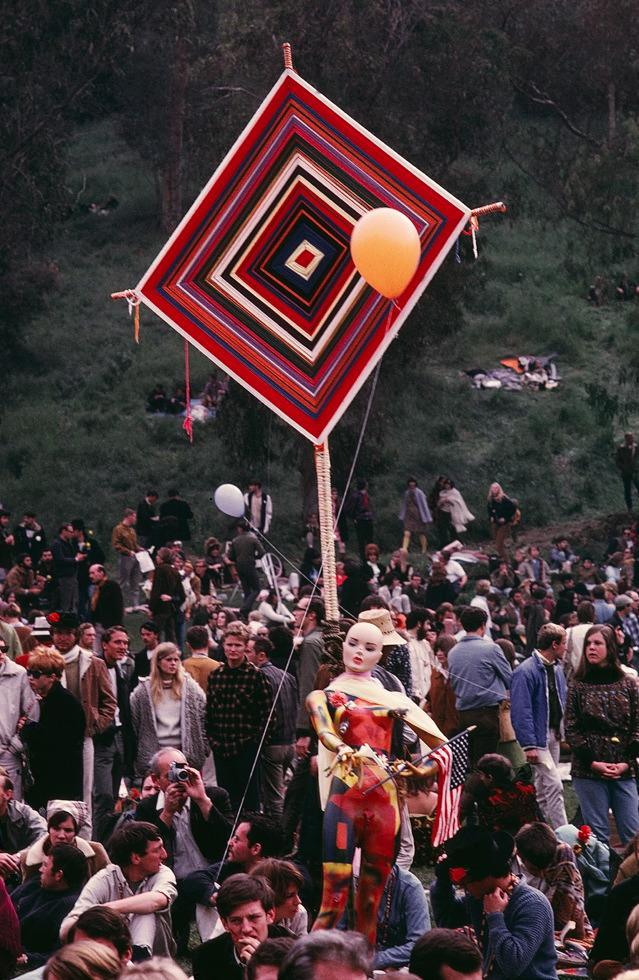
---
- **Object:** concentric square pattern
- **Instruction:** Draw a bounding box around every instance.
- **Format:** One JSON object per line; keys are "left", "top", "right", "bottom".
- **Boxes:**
{"left": 137, "top": 71, "right": 470, "bottom": 442}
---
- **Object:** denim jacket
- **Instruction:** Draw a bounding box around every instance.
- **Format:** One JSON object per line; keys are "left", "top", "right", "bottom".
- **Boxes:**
{"left": 511, "top": 653, "right": 567, "bottom": 750}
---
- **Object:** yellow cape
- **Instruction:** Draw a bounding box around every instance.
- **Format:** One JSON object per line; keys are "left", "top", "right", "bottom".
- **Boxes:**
{"left": 315, "top": 673, "right": 446, "bottom": 809}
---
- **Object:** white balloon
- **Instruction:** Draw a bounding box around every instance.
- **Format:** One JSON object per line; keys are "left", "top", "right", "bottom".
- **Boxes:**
{"left": 214, "top": 483, "right": 245, "bottom": 518}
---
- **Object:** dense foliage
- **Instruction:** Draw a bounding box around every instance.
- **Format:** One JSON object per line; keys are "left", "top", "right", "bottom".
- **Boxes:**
{"left": 1, "top": 1, "right": 639, "bottom": 553}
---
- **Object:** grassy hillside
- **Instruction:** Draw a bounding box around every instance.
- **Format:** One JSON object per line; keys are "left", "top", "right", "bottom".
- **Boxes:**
{"left": 1, "top": 117, "right": 636, "bottom": 564}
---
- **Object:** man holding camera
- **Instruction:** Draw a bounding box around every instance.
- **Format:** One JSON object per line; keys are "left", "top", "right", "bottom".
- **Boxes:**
{"left": 134, "top": 747, "right": 233, "bottom": 954}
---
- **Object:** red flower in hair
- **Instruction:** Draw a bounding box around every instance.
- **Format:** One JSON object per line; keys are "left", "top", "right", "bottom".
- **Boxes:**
{"left": 449, "top": 867, "right": 467, "bottom": 885}
{"left": 577, "top": 825, "right": 592, "bottom": 845}
{"left": 47, "top": 612, "right": 60, "bottom": 624}
{"left": 328, "top": 691, "right": 348, "bottom": 707}
{"left": 516, "top": 781, "right": 536, "bottom": 796}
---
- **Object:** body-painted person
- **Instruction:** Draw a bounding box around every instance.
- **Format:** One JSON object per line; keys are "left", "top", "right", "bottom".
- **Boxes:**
{"left": 306, "top": 621, "right": 445, "bottom": 943}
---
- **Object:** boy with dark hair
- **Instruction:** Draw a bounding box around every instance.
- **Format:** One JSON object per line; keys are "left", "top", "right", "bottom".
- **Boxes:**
{"left": 181, "top": 812, "right": 283, "bottom": 910}
{"left": 69, "top": 906, "right": 133, "bottom": 961}
{"left": 431, "top": 825, "right": 557, "bottom": 980}
{"left": 515, "top": 822, "right": 592, "bottom": 939}
{"left": 12, "top": 844, "right": 89, "bottom": 967}
{"left": 245, "top": 936, "right": 295, "bottom": 980}
{"left": 132, "top": 622, "right": 160, "bottom": 687}
{"left": 278, "top": 930, "right": 372, "bottom": 980}
{"left": 410, "top": 928, "right": 482, "bottom": 980}
{"left": 60, "top": 821, "right": 176, "bottom": 958}
{"left": 192, "top": 874, "right": 292, "bottom": 980}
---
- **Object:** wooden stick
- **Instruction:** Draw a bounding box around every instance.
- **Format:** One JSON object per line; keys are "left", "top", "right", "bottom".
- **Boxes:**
{"left": 282, "top": 42, "right": 293, "bottom": 71}
{"left": 314, "top": 441, "right": 339, "bottom": 621}
{"left": 363, "top": 726, "right": 477, "bottom": 795}
{"left": 470, "top": 201, "right": 507, "bottom": 218}
{"left": 110, "top": 290, "right": 134, "bottom": 300}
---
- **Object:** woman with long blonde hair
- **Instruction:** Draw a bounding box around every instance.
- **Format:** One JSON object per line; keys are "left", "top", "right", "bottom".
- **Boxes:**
{"left": 130, "top": 643, "right": 208, "bottom": 778}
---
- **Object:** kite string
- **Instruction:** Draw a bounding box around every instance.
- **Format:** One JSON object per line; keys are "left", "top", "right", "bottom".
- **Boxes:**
{"left": 331, "top": 359, "right": 381, "bottom": 539}
{"left": 215, "top": 362, "right": 383, "bottom": 865}
{"left": 214, "top": 552, "right": 326, "bottom": 870}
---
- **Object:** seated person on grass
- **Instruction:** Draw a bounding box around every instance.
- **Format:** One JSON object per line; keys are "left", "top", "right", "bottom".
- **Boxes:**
{"left": 12, "top": 844, "right": 88, "bottom": 968}
{"left": 515, "top": 821, "right": 593, "bottom": 941}
{"left": 430, "top": 825, "right": 557, "bottom": 980}
{"left": 409, "top": 928, "right": 482, "bottom": 980}
{"left": 60, "top": 821, "right": 176, "bottom": 959}
{"left": 191, "top": 874, "right": 293, "bottom": 980}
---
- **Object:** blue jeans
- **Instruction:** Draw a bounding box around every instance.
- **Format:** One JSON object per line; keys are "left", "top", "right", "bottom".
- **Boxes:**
{"left": 572, "top": 776, "right": 639, "bottom": 846}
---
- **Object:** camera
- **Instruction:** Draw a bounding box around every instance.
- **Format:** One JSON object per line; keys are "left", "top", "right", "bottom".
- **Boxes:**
{"left": 167, "top": 761, "right": 189, "bottom": 783}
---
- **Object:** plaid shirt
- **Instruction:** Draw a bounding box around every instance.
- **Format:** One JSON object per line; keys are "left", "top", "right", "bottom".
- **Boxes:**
{"left": 622, "top": 611, "right": 639, "bottom": 649}
{"left": 205, "top": 659, "right": 273, "bottom": 758}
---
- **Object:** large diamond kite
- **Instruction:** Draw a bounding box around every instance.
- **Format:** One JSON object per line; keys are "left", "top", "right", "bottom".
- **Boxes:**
{"left": 137, "top": 69, "right": 470, "bottom": 443}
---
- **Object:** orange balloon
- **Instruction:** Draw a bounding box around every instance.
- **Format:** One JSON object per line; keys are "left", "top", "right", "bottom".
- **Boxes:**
{"left": 350, "top": 208, "right": 421, "bottom": 298}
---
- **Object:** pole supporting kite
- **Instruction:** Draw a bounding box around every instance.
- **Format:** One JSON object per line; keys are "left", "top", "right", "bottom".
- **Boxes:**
{"left": 314, "top": 441, "right": 339, "bottom": 621}
{"left": 111, "top": 288, "right": 141, "bottom": 343}
{"left": 282, "top": 42, "right": 294, "bottom": 71}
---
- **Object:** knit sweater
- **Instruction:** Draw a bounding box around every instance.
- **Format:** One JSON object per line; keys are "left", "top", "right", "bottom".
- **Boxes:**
{"left": 130, "top": 676, "right": 208, "bottom": 777}
{"left": 565, "top": 669, "right": 639, "bottom": 779}
{"left": 431, "top": 875, "right": 557, "bottom": 980}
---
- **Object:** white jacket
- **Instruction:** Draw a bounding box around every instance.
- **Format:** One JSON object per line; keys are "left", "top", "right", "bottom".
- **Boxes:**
{"left": 60, "top": 862, "right": 177, "bottom": 954}
{"left": 0, "top": 658, "right": 38, "bottom": 752}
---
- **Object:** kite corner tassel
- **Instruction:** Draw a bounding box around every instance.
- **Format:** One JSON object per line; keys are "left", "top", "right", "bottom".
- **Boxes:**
{"left": 282, "top": 42, "right": 294, "bottom": 71}
{"left": 111, "top": 289, "right": 141, "bottom": 343}
{"left": 463, "top": 201, "right": 508, "bottom": 261}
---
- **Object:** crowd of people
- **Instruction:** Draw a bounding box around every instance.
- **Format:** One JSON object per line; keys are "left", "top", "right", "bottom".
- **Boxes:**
{"left": 588, "top": 274, "right": 639, "bottom": 306}
{"left": 3, "top": 469, "right": 639, "bottom": 980}
{"left": 146, "top": 374, "right": 229, "bottom": 416}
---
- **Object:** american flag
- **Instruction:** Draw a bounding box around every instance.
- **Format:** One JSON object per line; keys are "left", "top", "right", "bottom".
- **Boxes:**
{"left": 431, "top": 729, "right": 470, "bottom": 847}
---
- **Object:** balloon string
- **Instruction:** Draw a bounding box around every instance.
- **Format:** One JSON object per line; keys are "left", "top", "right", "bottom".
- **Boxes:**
{"left": 384, "top": 299, "right": 402, "bottom": 336}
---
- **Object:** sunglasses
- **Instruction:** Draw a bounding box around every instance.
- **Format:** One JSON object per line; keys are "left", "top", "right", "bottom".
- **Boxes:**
{"left": 0, "top": 645, "right": 8, "bottom": 654}
{"left": 26, "top": 669, "right": 52, "bottom": 679}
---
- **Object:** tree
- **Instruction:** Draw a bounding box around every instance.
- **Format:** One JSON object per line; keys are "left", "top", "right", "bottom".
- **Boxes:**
{"left": 0, "top": 0, "right": 144, "bottom": 367}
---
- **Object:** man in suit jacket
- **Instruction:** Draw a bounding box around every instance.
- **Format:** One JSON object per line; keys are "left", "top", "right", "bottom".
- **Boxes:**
{"left": 135, "top": 747, "right": 233, "bottom": 954}
{"left": 89, "top": 564, "right": 124, "bottom": 643}
{"left": 136, "top": 491, "right": 159, "bottom": 549}
{"left": 149, "top": 548, "right": 184, "bottom": 643}
{"left": 131, "top": 620, "right": 160, "bottom": 688}
{"left": 94, "top": 626, "right": 135, "bottom": 842}
{"left": 159, "top": 490, "right": 194, "bottom": 542}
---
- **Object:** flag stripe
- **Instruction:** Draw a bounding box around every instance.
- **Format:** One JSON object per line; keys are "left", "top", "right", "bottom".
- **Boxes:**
{"left": 430, "top": 731, "right": 469, "bottom": 847}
